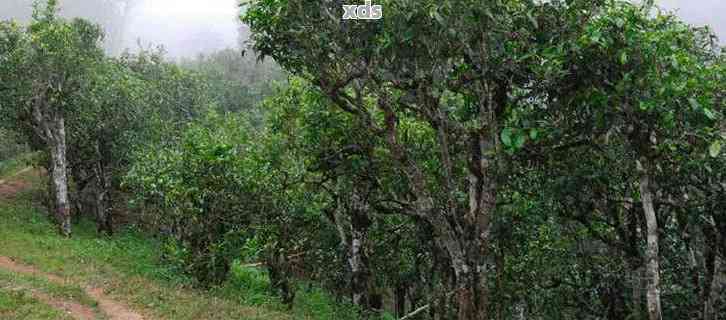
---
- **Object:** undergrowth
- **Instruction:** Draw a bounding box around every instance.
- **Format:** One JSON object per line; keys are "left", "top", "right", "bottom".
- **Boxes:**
{"left": 0, "top": 163, "right": 381, "bottom": 319}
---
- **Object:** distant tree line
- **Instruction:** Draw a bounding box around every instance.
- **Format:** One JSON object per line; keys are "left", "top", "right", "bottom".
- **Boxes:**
{"left": 0, "top": 0, "right": 142, "bottom": 55}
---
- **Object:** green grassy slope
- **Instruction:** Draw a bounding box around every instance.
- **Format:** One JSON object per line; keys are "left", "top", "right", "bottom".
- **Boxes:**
{"left": 0, "top": 289, "right": 74, "bottom": 320}
{"left": 0, "top": 165, "right": 369, "bottom": 320}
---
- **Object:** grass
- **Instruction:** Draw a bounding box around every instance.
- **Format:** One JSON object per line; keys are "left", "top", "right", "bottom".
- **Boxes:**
{"left": 0, "top": 163, "right": 372, "bottom": 320}
{"left": 217, "top": 263, "right": 370, "bottom": 320}
{"left": 0, "top": 168, "right": 287, "bottom": 319}
{"left": 0, "top": 289, "right": 73, "bottom": 320}
{"left": 0, "top": 268, "right": 98, "bottom": 308}
{"left": 0, "top": 152, "right": 37, "bottom": 178}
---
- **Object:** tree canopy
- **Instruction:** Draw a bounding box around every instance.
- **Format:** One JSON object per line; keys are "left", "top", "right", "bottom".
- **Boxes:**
{"left": 1, "top": 0, "right": 724, "bottom": 319}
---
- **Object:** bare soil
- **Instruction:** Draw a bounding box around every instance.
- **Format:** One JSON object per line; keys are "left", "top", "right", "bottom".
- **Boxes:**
{"left": 0, "top": 168, "right": 145, "bottom": 320}
{"left": 0, "top": 256, "right": 145, "bottom": 320}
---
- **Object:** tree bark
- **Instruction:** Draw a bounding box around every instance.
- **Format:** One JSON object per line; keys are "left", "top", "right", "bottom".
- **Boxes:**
{"left": 454, "top": 81, "right": 499, "bottom": 320}
{"left": 703, "top": 256, "right": 723, "bottom": 320}
{"left": 332, "top": 184, "right": 373, "bottom": 312}
{"left": 494, "top": 243, "right": 504, "bottom": 320}
{"left": 349, "top": 189, "right": 371, "bottom": 309}
{"left": 701, "top": 223, "right": 723, "bottom": 320}
{"left": 32, "top": 99, "right": 71, "bottom": 237}
{"left": 514, "top": 301, "right": 526, "bottom": 320}
{"left": 339, "top": 182, "right": 374, "bottom": 312}
{"left": 266, "top": 247, "right": 295, "bottom": 307}
{"left": 377, "top": 90, "right": 495, "bottom": 320}
{"left": 395, "top": 284, "right": 407, "bottom": 317}
{"left": 45, "top": 156, "right": 56, "bottom": 215}
{"left": 92, "top": 172, "right": 111, "bottom": 235}
{"left": 637, "top": 157, "right": 662, "bottom": 320}
{"left": 92, "top": 142, "right": 112, "bottom": 235}
{"left": 49, "top": 127, "right": 71, "bottom": 236}
{"left": 44, "top": 114, "right": 71, "bottom": 237}
{"left": 631, "top": 264, "right": 644, "bottom": 318}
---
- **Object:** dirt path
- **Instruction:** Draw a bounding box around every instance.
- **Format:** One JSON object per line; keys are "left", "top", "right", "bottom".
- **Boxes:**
{"left": 0, "top": 166, "right": 32, "bottom": 198}
{"left": 0, "top": 166, "right": 32, "bottom": 184}
{"left": 29, "top": 290, "right": 97, "bottom": 320}
{"left": 0, "top": 257, "right": 96, "bottom": 320}
{"left": 87, "top": 287, "right": 144, "bottom": 320}
{"left": 0, "top": 256, "right": 145, "bottom": 320}
{"left": 0, "top": 168, "right": 145, "bottom": 320}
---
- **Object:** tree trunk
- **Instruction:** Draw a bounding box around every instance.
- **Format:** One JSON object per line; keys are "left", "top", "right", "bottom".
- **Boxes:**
{"left": 703, "top": 256, "right": 723, "bottom": 320}
{"left": 454, "top": 166, "right": 493, "bottom": 320}
{"left": 637, "top": 157, "right": 662, "bottom": 320}
{"left": 514, "top": 301, "right": 526, "bottom": 320}
{"left": 701, "top": 224, "right": 723, "bottom": 320}
{"left": 395, "top": 284, "right": 407, "bottom": 317}
{"left": 266, "top": 247, "right": 295, "bottom": 307}
{"left": 495, "top": 245, "right": 504, "bottom": 320}
{"left": 92, "top": 174, "right": 111, "bottom": 235}
{"left": 631, "top": 264, "right": 644, "bottom": 318}
{"left": 32, "top": 101, "right": 71, "bottom": 237}
{"left": 454, "top": 82, "right": 499, "bottom": 320}
{"left": 348, "top": 186, "right": 372, "bottom": 311}
{"left": 92, "top": 142, "right": 112, "bottom": 235}
{"left": 48, "top": 117, "right": 71, "bottom": 237}
{"left": 349, "top": 214, "right": 370, "bottom": 308}
{"left": 45, "top": 157, "right": 56, "bottom": 215}
{"left": 69, "top": 165, "right": 84, "bottom": 217}
{"left": 378, "top": 89, "right": 495, "bottom": 320}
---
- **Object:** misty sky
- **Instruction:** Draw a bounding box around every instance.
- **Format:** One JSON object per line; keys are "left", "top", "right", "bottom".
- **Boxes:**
{"left": 1, "top": 0, "right": 724, "bottom": 58}
{"left": 122, "top": 0, "right": 724, "bottom": 57}
{"left": 123, "top": 0, "right": 241, "bottom": 58}
{"left": 657, "top": 0, "right": 725, "bottom": 44}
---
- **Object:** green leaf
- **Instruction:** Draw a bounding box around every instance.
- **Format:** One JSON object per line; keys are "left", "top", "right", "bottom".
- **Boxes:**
{"left": 432, "top": 10, "right": 445, "bottom": 26}
{"left": 710, "top": 141, "right": 722, "bottom": 158}
{"left": 529, "top": 129, "right": 539, "bottom": 140}
{"left": 639, "top": 101, "right": 649, "bottom": 111}
{"left": 514, "top": 134, "right": 526, "bottom": 149}
{"left": 527, "top": 12, "right": 539, "bottom": 29}
{"left": 688, "top": 97, "right": 700, "bottom": 110}
{"left": 501, "top": 128, "right": 513, "bottom": 147}
{"left": 615, "top": 17, "right": 625, "bottom": 28}
{"left": 619, "top": 51, "right": 628, "bottom": 65}
{"left": 704, "top": 108, "right": 716, "bottom": 120}
{"left": 590, "top": 30, "right": 602, "bottom": 44}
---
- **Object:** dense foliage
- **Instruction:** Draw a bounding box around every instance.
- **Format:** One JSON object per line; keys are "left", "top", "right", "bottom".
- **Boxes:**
{"left": 1, "top": 0, "right": 725, "bottom": 319}
{"left": 181, "top": 48, "right": 284, "bottom": 116}
{"left": 241, "top": 0, "right": 724, "bottom": 319}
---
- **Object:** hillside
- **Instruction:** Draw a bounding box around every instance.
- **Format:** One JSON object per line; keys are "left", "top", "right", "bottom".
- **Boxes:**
{"left": 0, "top": 164, "right": 351, "bottom": 320}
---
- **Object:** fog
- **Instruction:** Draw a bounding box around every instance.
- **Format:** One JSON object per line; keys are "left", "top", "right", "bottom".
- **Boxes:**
{"left": 0, "top": 0, "right": 243, "bottom": 58}
{"left": 123, "top": 0, "right": 241, "bottom": 58}
{"left": 657, "top": 0, "right": 725, "bottom": 44}
{"left": 0, "top": 0, "right": 724, "bottom": 59}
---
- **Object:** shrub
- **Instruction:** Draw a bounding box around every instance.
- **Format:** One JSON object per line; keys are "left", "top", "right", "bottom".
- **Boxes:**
{"left": 125, "top": 112, "right": 254, "bottom": 285}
